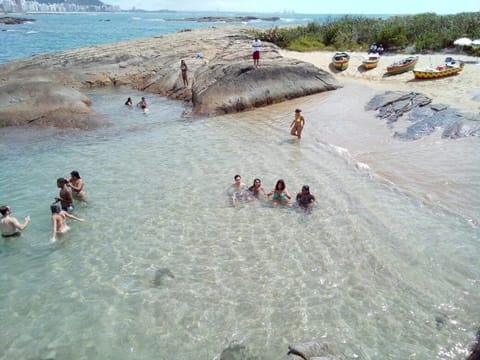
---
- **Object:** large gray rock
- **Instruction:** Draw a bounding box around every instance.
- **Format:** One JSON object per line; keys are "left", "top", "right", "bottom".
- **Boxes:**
{"left": 0, "top": 26, "right": 340, "bottom": 128}
{"left": 0, "top": 76, "right": 101, "bottom": 129}
{"left": 192, "top": 61, "right": 338, "bottom": 115}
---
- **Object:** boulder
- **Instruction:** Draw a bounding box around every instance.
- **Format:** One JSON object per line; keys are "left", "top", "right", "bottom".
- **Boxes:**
{"left": 0, "top": 26, "right": 340, "bottom": 128}
{"left": 0, "top": 77, "right": 101, "bottom": 129}
{"left": 192, "top": 60, "right": 338, "bottom": 116}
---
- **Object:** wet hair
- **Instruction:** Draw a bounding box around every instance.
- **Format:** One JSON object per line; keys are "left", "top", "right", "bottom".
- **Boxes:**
{"left": 234, "top": 174, "right": 241, "bottom": 181}
{"left": 0, "top": 205, "right": 10, "bottom": 216}
{"left": 275, "top": 179, "right": 286, "bottom": 190}
{"left": 50, "top": 203, "right": 61, "bottom": 214}
{"left": 70, "top": 171, "right": 81, "bottom": 179}
{"left": 302, "top": 185, "right": 310, "bottom": 193}
{"left": 253, "top": 178, "right": 261, "bottom": 185}
{"left": 295, "top": 109, "right": 301, "bottom": 113}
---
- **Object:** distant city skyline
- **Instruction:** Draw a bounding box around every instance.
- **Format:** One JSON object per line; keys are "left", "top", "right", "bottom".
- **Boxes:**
{"left": 109, "top": 0, "right": 479, "bottom": 15}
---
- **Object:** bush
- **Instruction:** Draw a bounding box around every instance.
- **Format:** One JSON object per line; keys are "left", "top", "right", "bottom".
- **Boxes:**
{"left": 254, "top": 12, "right": 480, "bottom": 53}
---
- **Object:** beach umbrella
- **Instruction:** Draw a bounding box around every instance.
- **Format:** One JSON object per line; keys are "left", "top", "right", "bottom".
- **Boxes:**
{"left": 472, "top": 39, "right": 480, "bottom": 46}
{"left": 454, "top": 37, "right": 472, "bottom": 46}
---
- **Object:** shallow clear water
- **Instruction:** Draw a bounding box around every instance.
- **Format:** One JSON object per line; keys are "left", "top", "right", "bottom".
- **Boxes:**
{"left": 0, "top": 85, "right": 479, "bottom": 359}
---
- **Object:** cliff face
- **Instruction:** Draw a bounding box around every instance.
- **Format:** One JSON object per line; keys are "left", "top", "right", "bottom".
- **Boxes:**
{"left": 0, "top": 26, "right": 340, "bottom": 128}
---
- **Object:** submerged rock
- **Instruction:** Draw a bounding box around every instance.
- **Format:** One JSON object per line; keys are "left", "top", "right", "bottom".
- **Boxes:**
{"left": 286, "top": 341, "right": 345, "bottom": 360}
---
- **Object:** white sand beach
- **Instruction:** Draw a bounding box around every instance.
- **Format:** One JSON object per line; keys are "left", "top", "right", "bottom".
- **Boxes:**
{"left": 279, "top": 50, "right": 480, "bottom": 113}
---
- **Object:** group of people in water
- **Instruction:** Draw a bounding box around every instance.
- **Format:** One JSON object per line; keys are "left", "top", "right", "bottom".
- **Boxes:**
{"left": 0, "top": 171, "right": 86, "bottom": 243}
{"left": 229, "top": 175, "right": 315, "bottom": 212}
{"left": 125, "top": 96, "right": 148, "bottom": 113}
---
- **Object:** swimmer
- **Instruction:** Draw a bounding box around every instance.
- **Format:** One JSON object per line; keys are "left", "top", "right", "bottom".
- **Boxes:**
{"left": 267, "top": 179, "right": 292, "bottom": 207}
{"left": 67, "top": 170, "right": 86, "bottom": 201}
{"left": 294, "top": 184, "right": 316, "bottom": 213}
{"left": 0, "top": 205, "right": 30, "bottom": 237}
{"left": 229, "top": 174, "right": 248, "bottom": 206}
{"left": 247, "top": 178, "right": 265, "bottom": 200}
{"left": 50, "top": 203, "right": 84, "bottom": 243}
{"left": 137, "top": 97, "right": 148, "bottom": 113}
{"left": 125, "top": 97, "right": 133, "bottom": 106}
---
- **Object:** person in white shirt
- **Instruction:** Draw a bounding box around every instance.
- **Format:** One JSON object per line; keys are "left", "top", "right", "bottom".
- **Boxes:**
{"left": 252, "top": 38, "right": 262, "bottom": 67}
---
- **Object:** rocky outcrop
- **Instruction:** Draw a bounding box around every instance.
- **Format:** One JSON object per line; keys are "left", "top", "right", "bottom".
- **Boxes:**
{"left": 0, "top": 26, "right": 340, "bottom": 128}
{"left": 192, "top": 60, "right": 337, "bottom": 115}
{"left": 366, "top": 91, "right": 480, "bottom": 140}
{"left": 0, "top": 16, "right": 35, "bottom": 25}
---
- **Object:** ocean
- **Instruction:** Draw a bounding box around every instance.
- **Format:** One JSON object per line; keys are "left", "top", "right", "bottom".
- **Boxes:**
{"left": 0, "top": 12, "right": 479, "bottom": 360}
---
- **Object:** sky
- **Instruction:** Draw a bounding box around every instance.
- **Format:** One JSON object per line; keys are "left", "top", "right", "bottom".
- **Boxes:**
{"left": 109, "top": 0, "right": 479, "bottom": 15}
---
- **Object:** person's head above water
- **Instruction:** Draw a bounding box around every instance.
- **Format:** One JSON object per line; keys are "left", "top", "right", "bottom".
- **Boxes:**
{"left": 57, "top": 177, "right": 68, "bottom": 187}
{"left": 50, "top": 203, "right": 61, "bottom": 214}
{"left": 0, "top": 205, "right": 11, "bottom": 216}
{"left": 70, "top": 170, "right": 81, "bottom": 179}
{"left": 275, "top": 179, "right": 286, "bottom": 190}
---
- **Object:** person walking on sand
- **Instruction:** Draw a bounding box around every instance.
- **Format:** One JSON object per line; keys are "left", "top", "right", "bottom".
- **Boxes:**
{"left": 252, "top": 37, "right": 262, "bottom": 67}
{"left": 50, "top": 203, "right": 84, "bottom": 243}
{"left": 180, "top": 59, "right": 189, "bottom": 87}
{"left": 0, "top": 205, "right": 30, "bottom": 237}
{"left": 290, "top": 108, "right": 305, "bottom": 139}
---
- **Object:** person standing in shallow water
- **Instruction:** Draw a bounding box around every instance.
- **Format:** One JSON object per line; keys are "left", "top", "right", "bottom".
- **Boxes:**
{"left": 180, "top": 59, "right": 188, "bottom": 87}
{"left": 50, "top": 203, "right": 84, "bottom": 243}
{"left": 55, "top": 177, "right": 74, "bottom": 213}
{"left": 290, "top": 108, "right": 305, "bottom": 139}
{"left": 137, "top": 97, "right": 148, "bottom": 112}
{"left": 68, "top": 170, "right": 86, "bottom": 201}
{"left": 0, "top": 205, "right": 30, "bottom": 237}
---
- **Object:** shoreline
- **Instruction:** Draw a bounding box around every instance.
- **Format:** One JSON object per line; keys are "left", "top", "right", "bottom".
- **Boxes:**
{"left": 279, "top": 49, "right": 480, "bottom": 114}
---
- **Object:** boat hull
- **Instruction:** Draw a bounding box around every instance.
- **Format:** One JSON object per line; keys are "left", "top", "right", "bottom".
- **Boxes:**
{"left": 363, "top": 60, "right": 378, "bottom": 69}
{"left": 333, "top": 61, "right": 349, "bottom": 70}
{"left": 386, "top": 56, "right": 418, "bottom": 75}
{"left": 332, "top": 52, "right": 350, "bottom": 71}
{"left": 413, "top": 62, "right": 464, "bottom": 79}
